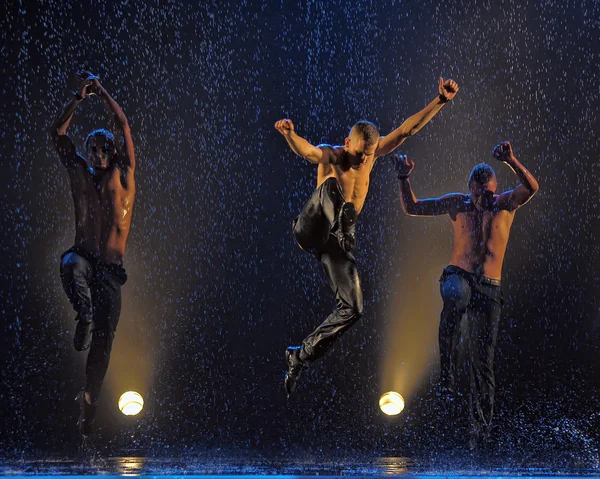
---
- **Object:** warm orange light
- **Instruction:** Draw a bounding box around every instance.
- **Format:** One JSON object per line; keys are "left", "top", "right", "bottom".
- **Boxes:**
{"left": 379, "top": 391, "right": 405, "bottom": 415}
{"left": 118, "top": 391, "right": 144, "bottom": 416}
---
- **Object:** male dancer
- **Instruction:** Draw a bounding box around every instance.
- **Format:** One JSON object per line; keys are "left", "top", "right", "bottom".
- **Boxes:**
{"left": 275, "top": 77, "right": 459, "bottom": 395}
{"left": 50, "top": 71, "right": 136, "bottom": 436}
{"left": 394, "top": 142, "right": 539, "bottom": 448}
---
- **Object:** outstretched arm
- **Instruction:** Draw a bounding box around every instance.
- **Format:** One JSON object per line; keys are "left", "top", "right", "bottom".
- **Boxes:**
{"left": 274, "top": 118, "right": 336, "bottom": 164}
{"left": 376, "top": 78, "right": 459, "bottom": 157}
{"left": 84, "top": 72, "right": 135, "bottom": 173}
{"left": 394, "top": 155, "right": 464, "bottom": 216}
{"left": 494, "top": 141, "right": 539, "bottom": 211}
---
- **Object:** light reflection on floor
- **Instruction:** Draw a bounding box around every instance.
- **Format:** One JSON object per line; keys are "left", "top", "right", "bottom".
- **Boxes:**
{"left": 1, "top": 456, "right": 599, "bottom": 477}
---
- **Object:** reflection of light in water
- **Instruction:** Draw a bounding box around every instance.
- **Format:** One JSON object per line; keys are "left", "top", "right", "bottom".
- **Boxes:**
{"left": 118, "top": 391, "right": 144, "bottom": 416}
{"left": 117, "top": 457, "right": 147, "bottom": 476}
{"left": 374, "top": 457, "right": 413, "bottom": 476}
{"left": 379, "top": 391, "right": 405, "bottom": 416}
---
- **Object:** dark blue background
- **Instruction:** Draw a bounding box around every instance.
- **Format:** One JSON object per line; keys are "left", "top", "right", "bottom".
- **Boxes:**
{"left": 1, "top": 0, "right": 598, "bottom": 463}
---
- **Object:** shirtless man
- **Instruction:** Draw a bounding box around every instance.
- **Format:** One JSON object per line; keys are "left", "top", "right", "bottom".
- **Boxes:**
{"left": 275, "top": 77, "right": 460, "bottom": 395}
{"left": 395, "top": 141, "right": 539, "bottom": 449}
{"left": 50, "top": 71, "right": 136, "bottom": 436}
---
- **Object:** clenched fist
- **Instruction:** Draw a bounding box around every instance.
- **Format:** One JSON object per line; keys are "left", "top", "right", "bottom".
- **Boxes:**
{"left": 393, "top": 154, "right": 415, "bottom": 179}
{"left": 492, "top": 141, "right": 515, "bottom": 162}
{"left": 275, "top": 118, "right": 295, "bottom": 137}
{"left": 439, "top": 77, "right": 459, "bottom": 102}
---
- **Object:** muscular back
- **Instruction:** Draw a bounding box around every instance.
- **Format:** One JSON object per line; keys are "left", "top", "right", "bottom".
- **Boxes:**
{"left": 449, "top": 196, "right": 516, "bottom": 280}
{"left": 54, "top": 135, "right": 135, "bottom": 264}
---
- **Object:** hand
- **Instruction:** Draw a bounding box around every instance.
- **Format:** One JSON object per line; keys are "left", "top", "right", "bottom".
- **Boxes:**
{"left": 274, "top": 118, "right": 295, "bottom": 137}
{"left": 492, "top": 141, "right": 515, "bottom": 162}
{"left": 88, "top": 78, "right": 103, "bottom": 96}
{"left": 75, "top": 70, "right": 101, "bottom": 96}
{"left": 76, "top": 70, "right": 100, "bottom": 82}
{"left": 439, "top": 77, "right": 459, "bottom": 101}
{"left": 393, "top": 154, "right": 415, "bottom": 179}
{"left": 75, "top": 78, "right": 92, "bottom": 99}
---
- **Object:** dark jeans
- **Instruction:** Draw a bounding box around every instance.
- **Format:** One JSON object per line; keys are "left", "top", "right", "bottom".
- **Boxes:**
{"left": 439, "top": 265, "right": 503, "bottom": 440}
{"left": 60, "top": 247, "right": 127, "bottom": 403}
{"left": 292, "top": 178, "right": 364, "bottom": 362}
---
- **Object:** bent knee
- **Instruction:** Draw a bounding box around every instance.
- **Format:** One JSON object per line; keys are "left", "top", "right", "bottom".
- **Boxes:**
{"left": 352, "top": 285, "right": 365, "bottom": 318}
{"left": 342, "top": 298, "right": 364, "bottom": 320}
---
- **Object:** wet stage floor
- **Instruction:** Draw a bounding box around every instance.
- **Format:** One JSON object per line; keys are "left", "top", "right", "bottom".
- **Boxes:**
{"left": 1, "top": 456, "right": 599, "bottom": 477}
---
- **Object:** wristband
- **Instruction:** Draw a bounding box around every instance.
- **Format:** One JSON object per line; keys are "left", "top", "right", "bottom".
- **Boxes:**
{"left": 438, "top": 93, "right": 450, "bottom": 103}
{"left": 73, "top": 91, "right": 86, "bottom": 102}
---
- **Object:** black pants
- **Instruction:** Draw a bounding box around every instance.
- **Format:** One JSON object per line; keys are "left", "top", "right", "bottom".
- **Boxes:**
{"left": 439, "top": 265, "right": 503, "bottom": 439}
{"left": 60, "top": 247, "right": 127, "bottom": 403}
{"left": 292, "top": 178, "right": 364, "bottom": 362}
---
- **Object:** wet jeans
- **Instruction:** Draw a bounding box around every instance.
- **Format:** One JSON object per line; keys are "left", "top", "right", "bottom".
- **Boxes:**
{"left": 60, "top": 247, "right": 127, "bottom": 403}
{"left": 439, "top": 265, "right": 503, "bottom": 441}
{"left": 292, "top": 178, "right": 364, "bottom": 362}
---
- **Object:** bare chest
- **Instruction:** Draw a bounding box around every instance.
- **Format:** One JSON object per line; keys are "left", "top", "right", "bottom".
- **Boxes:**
{"left": 318, "top": 162, "right": 373, "bottom": 211}
{"left": 71, "top": 168, "right": 127, "bottom": 216}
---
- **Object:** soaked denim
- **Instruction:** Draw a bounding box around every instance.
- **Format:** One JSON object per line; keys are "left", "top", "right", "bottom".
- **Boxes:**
{"left": 292, "top": 178, "right": 363, "bottom": 362}
{"left": 60, "top": 247, "right": 127, "bottom": 403}
{"left": 439, "top": 265, "right": 503, "bottom": 440}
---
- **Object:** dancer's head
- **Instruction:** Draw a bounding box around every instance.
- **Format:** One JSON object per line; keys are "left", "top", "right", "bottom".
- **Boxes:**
{"left": 85, "top": 129, "right": 116, "bottom": 170}
{"left": 344, "top": 120, "right": 379, "bottom": 168}
{"left": 468, "top": 163, "right": 497, "bottom": 210}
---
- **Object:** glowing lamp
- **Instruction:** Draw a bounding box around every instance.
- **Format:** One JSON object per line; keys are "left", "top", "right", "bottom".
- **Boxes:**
{"left": 118, "top": 391, "right": 144, "bottom": 416}
{"left": 379, "top": 391, "right": 405, "bottom": 416}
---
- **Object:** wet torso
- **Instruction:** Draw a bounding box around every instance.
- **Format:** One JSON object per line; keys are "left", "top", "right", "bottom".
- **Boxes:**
{"left": 449, "top": 195, "right": 515, "bottom": 280}
{"left": 316, "top": 147, "right": 376, "bottom": 215}
{"left": 68, "top": 156, "right": 135, "bottom": 264}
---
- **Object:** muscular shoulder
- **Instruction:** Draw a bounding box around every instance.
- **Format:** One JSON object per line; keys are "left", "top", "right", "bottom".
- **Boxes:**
{"left": 449, "top": 194, "right": 473, "bottom": 220}
{"left": 446, "top": 193, "right": 470, "bottom": 209}
{"left": 494, "top": 191, "right": 525, "bottom": 213}
{"left": 317, "top": 144, "right": 344, "bottom": 165}
{"left": 491, "top": 199, "right": 516, "bottom": 219}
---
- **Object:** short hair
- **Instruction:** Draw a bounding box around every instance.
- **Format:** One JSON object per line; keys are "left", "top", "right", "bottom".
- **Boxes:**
{"left": 85, "top": 129, "right": 115, "bottom": 150}
{"left": 468, "top": 163, "right": 496, "bottom": 187}
{"left": 350, "top": 120, "right": 380, "bottom": 148}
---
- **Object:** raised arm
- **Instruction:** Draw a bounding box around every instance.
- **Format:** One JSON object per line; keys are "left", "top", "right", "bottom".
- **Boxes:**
{"left": 274, "top": 118, "right": 336, "bottom": 164}
{"left": 85, "top": 72, "right": 135, "bottom": 172}
{"left": 49, "top": 76, "right": 93, "bottom": 167}
{"left": 493, "top": 141, "right": 539, "bottom": 211}
{"left": 394, "top": 155, "right": 465, "bottom": 216}
{"left": 376, "top": 78, "right": 459, "bottom": 157}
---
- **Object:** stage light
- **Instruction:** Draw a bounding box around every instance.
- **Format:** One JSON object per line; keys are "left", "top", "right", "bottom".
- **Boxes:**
{"left": 118, "top": 391, "right": 144, "bottom": 416}
{"left": 379, "top": 391, "right": 405, "bottom": 416}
